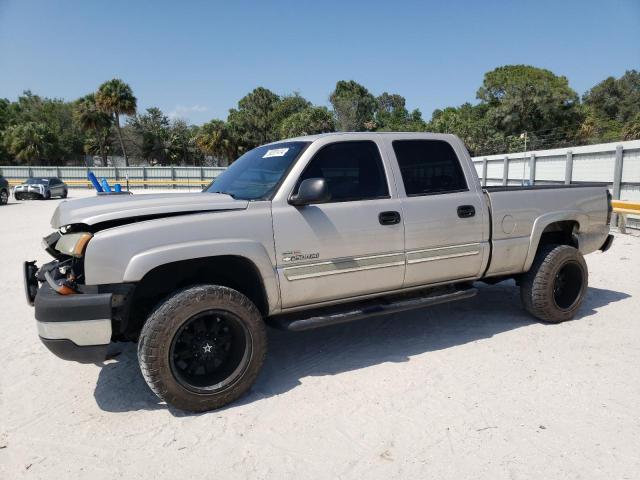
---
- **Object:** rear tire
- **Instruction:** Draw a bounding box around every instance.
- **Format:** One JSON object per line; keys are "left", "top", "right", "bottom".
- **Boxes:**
{"left": 138, "top": 285, "right": 267, "bottom": 412}
{"left": 520, "top": 244, "right": 588, "bottom": 323}
{"left": 62, "top": 189, "right": 68, "bottom": 198}
{"left": 0, "top": 190, "right": 7, "bottom": 205}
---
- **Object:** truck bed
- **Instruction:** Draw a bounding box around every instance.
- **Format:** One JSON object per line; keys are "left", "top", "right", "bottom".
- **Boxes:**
{"left": 482, "top": 183, "right": 610, "bottom": 278}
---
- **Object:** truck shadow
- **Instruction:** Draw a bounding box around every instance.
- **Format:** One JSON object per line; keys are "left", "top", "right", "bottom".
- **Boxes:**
{"left": 93, "top": 282, "right": 630, "bottom": 415}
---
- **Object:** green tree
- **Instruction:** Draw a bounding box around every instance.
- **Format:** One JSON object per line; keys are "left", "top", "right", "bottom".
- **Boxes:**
{"left": 168, "top": 119, "right": 201, "bottom": 165}
{"left": 195, "top": 119, "right": 242, "bottom": 165}
{"left": 583, "top": 70, "right": 640, "bottom": 124}
{"left": 3, "top": 122, "right": 58, "bottom": 164}
{"left": 74, "top": 93, "right": 112, "bottom": 164}
{"left": 0, "top": 98, "right": 11, "bottom": 163}
{"left": 5, "top": 91, "right": 84, "bottom": 163}
{"left": 581, "top": 70, "right": 640, "bottom": 143}
{"left": 428, "top": 103, "right": 528, "bottom": 156}
{"left": 271, "top": 93, "right": 310, "bottom": 131}
{"left": 127, "top": 107, "right": 170, "bottom": 164}
{"left": 374, "top": 92, "right": 425, "bottom": 131}
{"left": 227, "top": 87, "right": 281, "bottom": 147}
{"left": 622, "top": 113, "right": 640, "bottom": 141}
{"left": 279, "top": 106, "right": 336, "bottom": 138}
{"left": 329, "top": 80, "right": 376, "bottom": 131}
{"left": 96, "top": 79, "right": 137, "bottom": 166}
{"left": 477, "top": 65, "right": 580, "bottom": 142}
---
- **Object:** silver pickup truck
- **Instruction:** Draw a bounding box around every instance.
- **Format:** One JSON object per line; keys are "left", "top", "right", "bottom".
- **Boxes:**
{"left": 24, "top": 132, "right": 614, "bottom": 411}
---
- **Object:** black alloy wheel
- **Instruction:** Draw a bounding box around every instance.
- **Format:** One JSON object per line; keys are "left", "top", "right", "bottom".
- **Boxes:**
{"left": 552, "top": 261, "right": 584, "bottom": 310}
{"left": 137, "top": 284, "right": 267, "bottom": 411}
{"left": 169, "top": 310, "right": 251, "bottom": 393}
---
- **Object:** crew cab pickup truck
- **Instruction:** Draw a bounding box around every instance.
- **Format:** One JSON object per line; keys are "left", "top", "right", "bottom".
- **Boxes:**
{"left": 24, "top": 133, "right": 614, "bottom": 411}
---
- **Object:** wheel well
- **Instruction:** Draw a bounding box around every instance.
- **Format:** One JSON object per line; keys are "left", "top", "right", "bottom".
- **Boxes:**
{"left": 126, "top": 256, "right": 268, "bottom": 338}
{"left": 537, "top": 221, "right": 579, "bottom": 253}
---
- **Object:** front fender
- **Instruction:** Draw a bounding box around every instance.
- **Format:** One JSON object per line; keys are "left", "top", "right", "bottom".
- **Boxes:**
{"left": 122, "top": 239, "right": 280, "bottom": 313}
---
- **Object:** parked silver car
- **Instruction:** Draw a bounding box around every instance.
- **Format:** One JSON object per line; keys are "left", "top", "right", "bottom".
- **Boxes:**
{"left": 24, "top": 132, "right": 613, "bottom": 412}
{"left": 14, "top": 177, "right": 68, "bottom": 200}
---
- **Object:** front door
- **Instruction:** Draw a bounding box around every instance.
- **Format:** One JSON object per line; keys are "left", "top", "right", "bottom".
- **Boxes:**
{"left": 272, "top": 140, "right": 405, "bottom": 309}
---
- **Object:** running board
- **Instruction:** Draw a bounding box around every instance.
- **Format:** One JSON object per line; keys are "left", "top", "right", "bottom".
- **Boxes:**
{"left": 270, "top": 286, "right": 478, "bottom": 332}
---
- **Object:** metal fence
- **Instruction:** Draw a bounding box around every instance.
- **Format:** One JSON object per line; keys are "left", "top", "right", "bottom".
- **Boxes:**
{"left": 471, "top": 139, "right": 640, "bottom": 228}
{"left": 0, "top": 166, "right": 226, "bottom": 189}
{"left": 2, "top": 139, "right": 639, "bottom": 224}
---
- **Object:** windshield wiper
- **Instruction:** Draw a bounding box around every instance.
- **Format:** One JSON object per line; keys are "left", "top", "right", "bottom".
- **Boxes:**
{"left": 209, "top": 190, "right": 237, "bottom": 199}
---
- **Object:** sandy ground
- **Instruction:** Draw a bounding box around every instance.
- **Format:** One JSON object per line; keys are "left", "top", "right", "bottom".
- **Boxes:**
{"left": 1, "top": 189, "right": 639, "bottom": 480}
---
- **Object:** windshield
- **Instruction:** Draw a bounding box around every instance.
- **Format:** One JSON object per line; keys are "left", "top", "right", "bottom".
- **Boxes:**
{"left": 204, "top": 141, "right": 309, "bottom": 200}
{"left": 26, "top": 178, "right": 49, "bottom": 184}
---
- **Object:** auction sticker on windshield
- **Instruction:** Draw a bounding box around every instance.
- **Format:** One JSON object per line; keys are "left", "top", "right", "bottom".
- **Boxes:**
{"left": 263, "top": 148, "right": 289, "bottom": 158}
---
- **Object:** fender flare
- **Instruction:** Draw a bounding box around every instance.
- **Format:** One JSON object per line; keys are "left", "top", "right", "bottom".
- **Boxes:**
{"left": 522, "top": 211, "right": 587, "bottom": 272}
{"left": 123, "top": 239, "right": 281, "bottom": 312}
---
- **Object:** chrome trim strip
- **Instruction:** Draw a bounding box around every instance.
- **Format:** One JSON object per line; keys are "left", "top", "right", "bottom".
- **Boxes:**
{"left": 283, "top": 252, "right": 405, "bottom": 281}
{"left": 408, "top": 242, "right": 481, "bottom": 255}
{"left": 407, "top": 250, "right": 480, "bottom": 265}
{"left": 406, "top": 243, "right": 481, "bottom": 264}
{"left": 283, "top": 243, "right": 482, "bottom": 281}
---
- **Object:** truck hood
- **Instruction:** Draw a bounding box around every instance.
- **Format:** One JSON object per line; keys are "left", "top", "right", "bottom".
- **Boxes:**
{"left": 51, "top": 192, "right": 249, "bottom": 229}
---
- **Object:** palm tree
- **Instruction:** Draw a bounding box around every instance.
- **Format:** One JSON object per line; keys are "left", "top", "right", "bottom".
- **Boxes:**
{"left": 195, "top": 119, "right": 241, "bottom": 166}
{"left": 95, "top": 79, "right": 137, "bottom": 166}
{"left": 74, "top": 94, "right": 112, "bottom": 164}
{"left": 3, "top": 122, "right": 56, "bottom": 164}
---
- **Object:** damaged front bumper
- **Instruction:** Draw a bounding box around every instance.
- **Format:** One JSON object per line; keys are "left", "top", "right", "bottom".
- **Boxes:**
{"left": 25, "top": 260, "right": 114, "bottom": 363}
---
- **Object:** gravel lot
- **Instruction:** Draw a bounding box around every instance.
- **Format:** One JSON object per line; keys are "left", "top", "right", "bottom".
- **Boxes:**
{"left": 1, "top": 190, "right": 639, "bottom": 479}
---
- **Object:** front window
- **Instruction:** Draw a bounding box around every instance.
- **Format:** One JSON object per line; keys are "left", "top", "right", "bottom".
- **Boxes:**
{"left": 294, "top": 140, "right": 389, "bottom": 202}
{"left": 26, "top": 178, "right": 49, "bottom": 185}
{"left": 205, "top": 141, "right": 309, "bottom": 200}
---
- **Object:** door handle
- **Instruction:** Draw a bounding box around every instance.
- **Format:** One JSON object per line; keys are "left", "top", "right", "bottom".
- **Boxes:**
{"left": 457, "top": 205, "right": 475, "bottom": 218}
{"left": 379, "top": 211, "right": 401, "bottom": 225}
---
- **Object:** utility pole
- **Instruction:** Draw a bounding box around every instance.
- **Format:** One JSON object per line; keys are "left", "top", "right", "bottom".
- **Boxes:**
{"left": 520, "top": 132, "right": 528, "bottom": 185}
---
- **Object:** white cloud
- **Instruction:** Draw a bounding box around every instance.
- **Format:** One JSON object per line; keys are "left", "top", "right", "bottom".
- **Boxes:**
{"left": 168, "top": 104, "right": 208, "bottom": 120}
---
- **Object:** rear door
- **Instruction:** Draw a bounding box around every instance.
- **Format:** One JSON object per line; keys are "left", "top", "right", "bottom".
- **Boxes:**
{"left": 388, "top": 138, "right": 489, "bottom": 287}
{"left": 271, "top": 139, "right": 405, "bottom": 309}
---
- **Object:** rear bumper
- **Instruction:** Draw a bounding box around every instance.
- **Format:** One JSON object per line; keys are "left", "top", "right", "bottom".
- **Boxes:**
{"left": 34, "top": 282, "right": 113, "bottom": 363}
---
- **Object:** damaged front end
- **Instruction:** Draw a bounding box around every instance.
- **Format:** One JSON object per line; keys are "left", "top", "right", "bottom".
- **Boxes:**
{"left": 24, "top": 226, "right": 125, "bottom": 363}
{"left": 36, "top": 229, "right": 92, "bottom": 296}
{"left": 24, "top": 229, "right": 89, "bottom": 305}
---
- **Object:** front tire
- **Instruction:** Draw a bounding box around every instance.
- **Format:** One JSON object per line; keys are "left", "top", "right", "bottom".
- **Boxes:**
{"left": 138, "top": 285, "right": 267, "bottom": 412}
{"left": 0, "top": 190, "right": 7, "bottom": 205}
{"left": 520, "top": 244, "right": 588, "bottom": 323}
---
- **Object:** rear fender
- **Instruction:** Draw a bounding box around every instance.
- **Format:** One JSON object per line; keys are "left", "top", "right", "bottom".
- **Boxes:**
{"left": 523, "top": 211, "right": 587, "bottom": 272}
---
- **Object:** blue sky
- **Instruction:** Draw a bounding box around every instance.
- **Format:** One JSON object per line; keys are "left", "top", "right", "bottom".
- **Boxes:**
{"left": 0, "top": 0, "right": 638, "bottom": 125}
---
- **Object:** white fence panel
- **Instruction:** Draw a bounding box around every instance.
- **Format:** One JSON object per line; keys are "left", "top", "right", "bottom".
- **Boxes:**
{"left": 622, "top": 148, "right": 640, "bottom": 183}
{"left": 485, "top": 160, "right": 503, "bottom": 179}
{"left": 507, "top": 158, "right": 529, "bottom": 182}
{"left": 572, "top": 151, "right": 615, "bottom": 183}
{"left": 534, "top": 155, "right": 565, "bottom": 181}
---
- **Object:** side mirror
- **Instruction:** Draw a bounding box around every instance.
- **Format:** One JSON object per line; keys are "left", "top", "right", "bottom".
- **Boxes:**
{"left": 289, "top": 178, "right": 330, "bottom": 206}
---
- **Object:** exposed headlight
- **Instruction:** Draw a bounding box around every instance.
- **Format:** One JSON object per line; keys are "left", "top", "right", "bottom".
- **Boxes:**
{"left": 55, "top": 232, "right": 93, "bottom": 257}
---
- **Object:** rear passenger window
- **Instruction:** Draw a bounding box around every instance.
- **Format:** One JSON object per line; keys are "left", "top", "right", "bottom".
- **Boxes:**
{"left": 392, "top": 140, "right": 467, "bottom": 195}
{"left": 297, "top": 141, "right": 389, "bottom": 202}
